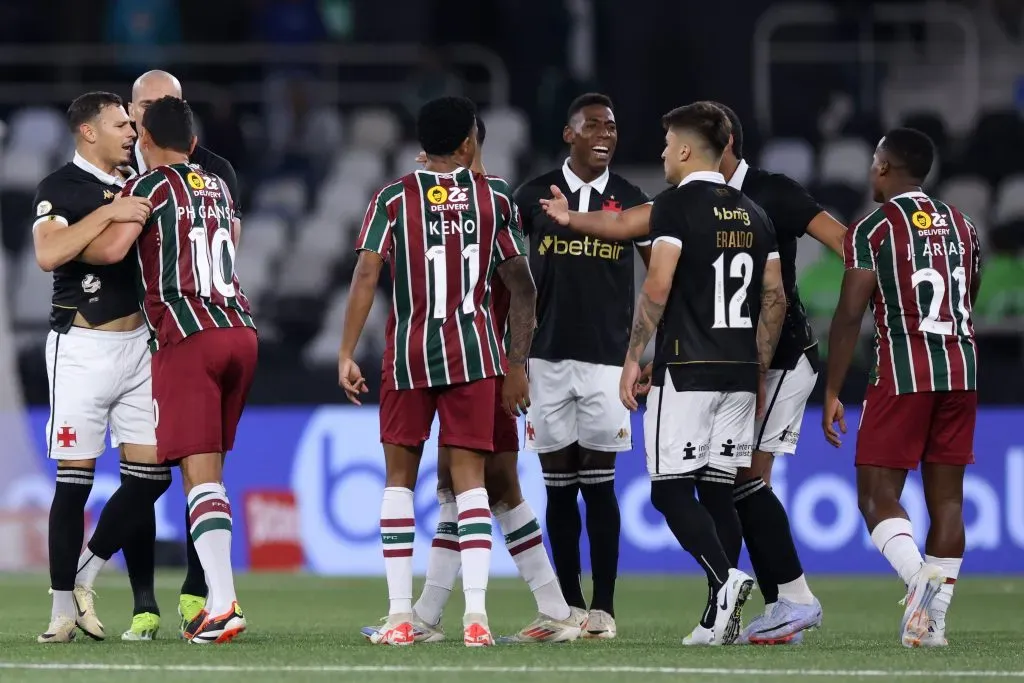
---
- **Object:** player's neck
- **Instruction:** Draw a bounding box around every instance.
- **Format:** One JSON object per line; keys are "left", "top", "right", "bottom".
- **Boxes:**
{"left": 145, "top": 150, "right": 189, "bottom": 169}
{"left": 719, "top": 155, "right": 739, "bottom": 182}
{"left": 882, "top": 183, "right": 923, "bottom": 202}
{"left": 75, "top": 147, "right": 117, "bottom": 176}
{"left": 424, "top": 154, "right": 468, "bottom": 174}
{"left": 567, "top": 157, "right": 603, "bottom": 184}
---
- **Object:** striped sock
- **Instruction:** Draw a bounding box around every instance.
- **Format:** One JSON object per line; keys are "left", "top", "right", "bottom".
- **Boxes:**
{"left": 870, "top": 517, "right": 923, "bottom": 586}
{"left": 494, "top": 501, "right": 569, "bottom": 621}
{"left": 381, "top": 487, "right": 415, "bottom": 616}
{"left": 187, "top": 482, "right": 236, "bottom": 616}
{"left": 413, "top": 489, "right": 459, "bottom": 625}
{"left": 924, "top": 555, "right": 961, "bottom": 627}
{"left": 456, "top": 488, "right": 492, "bottom": 616}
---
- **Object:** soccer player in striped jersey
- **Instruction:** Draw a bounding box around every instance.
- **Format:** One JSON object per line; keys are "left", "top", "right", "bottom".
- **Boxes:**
{"left": 81, "top": 96, "right": 257, "bottom": 645}
{"left": 339, "top": 97, "right": 536, "bottom": 647}
{"left": 369, "top": 119, "right": 582, "bottom": 645}
{"left": 823, "top": 128, "right": 980, "bottom": 648}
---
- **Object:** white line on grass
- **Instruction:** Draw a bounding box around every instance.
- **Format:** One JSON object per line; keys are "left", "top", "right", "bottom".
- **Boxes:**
{"left": 0, "top": 664, "right": 1022, "bottom": 678}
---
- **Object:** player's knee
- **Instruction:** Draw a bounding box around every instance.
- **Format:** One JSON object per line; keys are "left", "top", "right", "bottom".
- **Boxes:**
{"left": 579, "top": 448, "right": 616, "bottom": 472}
{"left": 540, "top": 444, "right": 580, "bottom": 474}
{"left": 650, "top": 479, "right": 687, "bottom": 515}
{"left": 857, "top": 489, "right": 895, "bottom": 528}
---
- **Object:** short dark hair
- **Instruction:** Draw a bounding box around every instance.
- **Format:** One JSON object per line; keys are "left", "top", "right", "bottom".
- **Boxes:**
{"left": 709, "top": 101, "right": 743, "bottom": 159}
{"left": 141, "top": 96, "right": 194, "bottom": 154}
{"left": 567, "top": 93, "right": 614, "bottom": 123}
{"left": 417, "top": 96, "right": 477, "bottom": 156}
{"left": 880, "top": 128, "right": 935, "bottom": 181}
{"left": 476, "top": 115, "right": 486, "bottom": 146}
{"left": 67, "top": 91, "right": 123, "bottom": 133}
{"left": 661, "top": 102, "right": 731, "bottom": 158}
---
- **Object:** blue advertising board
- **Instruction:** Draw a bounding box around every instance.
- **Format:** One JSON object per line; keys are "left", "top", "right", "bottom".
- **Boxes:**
{"left": 15, "top": 405, "right": 1024, "bottom": 575}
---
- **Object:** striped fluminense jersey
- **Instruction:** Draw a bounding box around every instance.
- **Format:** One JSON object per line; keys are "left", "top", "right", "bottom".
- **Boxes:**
{"left": 356, "top": 167, "right": 526, "bottom": 390}
{"left": 844, "top": 191, "right": 980, "bottom": 394}
{"left": 125, "top": 163, "right": 255, "bottom": 353}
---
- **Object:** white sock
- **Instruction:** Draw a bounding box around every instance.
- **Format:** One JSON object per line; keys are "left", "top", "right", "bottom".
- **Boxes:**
{"left": 187, "top": 482, "right": 237, "bottom": 616}
{"left": 777, "top": 574, "right": 816, "bottom": 605}
{"left": 50, "top": 590, "right": 75, "bottom": 621}
{"left": 870, "top": 517, "right": 924, "bottom": 586}
{"left": 456, "top": 488, "right": 491, "bottom": 616}
{"left": 925, "top": 554, "right": 961, "bottom": 627}
{"left": 413, "top": 489, "right": 460, "bottom": 625}
{"left": 380, "top": 486, "right": 415, "bottom": 616}
{"left": 494, "top": 500, "right": 570, "bottom": 621}
{"left": 75, "top": 549, "right": 106, "bottom": 590}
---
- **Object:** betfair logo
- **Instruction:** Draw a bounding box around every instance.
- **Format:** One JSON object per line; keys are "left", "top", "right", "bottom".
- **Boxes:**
{"left": 713, "top": 206, "right": 751, "bottom": 226}
{"left": 537, "top": 235, "right": 623, "bottom": 260}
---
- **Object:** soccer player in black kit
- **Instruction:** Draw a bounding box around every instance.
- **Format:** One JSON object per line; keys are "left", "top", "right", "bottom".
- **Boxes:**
{"left": 542, "top": 102, "right": 846, "bottom": 645}
{"left": 31, "top": 91, "right": 164, "bottom": 643}
{"left": 618, "top": 101, "right": 786, "bottom": 645}
{"left": 513, "top": 93, "right": 650, "bottom": 638}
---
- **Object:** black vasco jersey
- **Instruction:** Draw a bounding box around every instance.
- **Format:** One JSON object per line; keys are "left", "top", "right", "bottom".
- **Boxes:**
{"left": 132, "top": 142, "right": 242, "bottom": 217}
{"left": 650, "top": 171, "right": 778, "bottom": 393}
{"left": 31, "top": 155, "right": 139, "bottom": 333}
{"left": 728, "top": 161, "right": 823, "bottom": 371}
{"left": 515, "top": 160, "right": 649, "bottom": 366}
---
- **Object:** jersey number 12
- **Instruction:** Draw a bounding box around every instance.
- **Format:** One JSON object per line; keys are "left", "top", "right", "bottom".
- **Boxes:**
{"left": 712, "top": 253, "right": 754, "bottom": 329}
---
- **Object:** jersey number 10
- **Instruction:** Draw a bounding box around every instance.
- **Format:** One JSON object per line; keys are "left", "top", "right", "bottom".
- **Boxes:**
{"left": 712, "top": 253, "right": 754, "bottom": 329}
{"left": 188, "top": 226, "right": 238, "bottom": 298}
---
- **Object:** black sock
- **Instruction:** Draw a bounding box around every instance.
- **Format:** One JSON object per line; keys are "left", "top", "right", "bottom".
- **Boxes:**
{"left": 734, "top": 478, "right": 804, "bottom": 605}
{"left": 696, "top": 475, "right": 742, "bottom": 567}
{"left": 50, "top": 466, "right": 94, "bottom": 591}
{"left": 180, "top": 504, "right": 208, "bottom": 598}
{"left": 542, "top": 471, "right": 586, "bottom": 610}
{"left": 699, "top": 580, "right": 717, "bottom": 629}
{"left": 650, "top": 478, "right": 732, "bottom": 590}
{"left": 114, "top": 463, "right": 172, "bottom": 615}
{"left": 579, "top": 470, "right": 619, "bottom": 616}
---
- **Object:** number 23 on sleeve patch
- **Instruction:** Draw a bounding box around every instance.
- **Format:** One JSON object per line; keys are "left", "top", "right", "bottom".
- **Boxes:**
{"left": 36, "top": 200, "right": 52, "bottom": 216}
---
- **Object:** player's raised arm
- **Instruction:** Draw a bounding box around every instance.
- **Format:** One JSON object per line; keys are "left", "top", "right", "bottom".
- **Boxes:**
{"left": 540, "top": 185, "right": 653, "bottom": 241}
{"left": 757, "top": 255, "right": 787, "bottom": 374}
{"left": 805, "top": 210, "right": 848, "bottom": 258}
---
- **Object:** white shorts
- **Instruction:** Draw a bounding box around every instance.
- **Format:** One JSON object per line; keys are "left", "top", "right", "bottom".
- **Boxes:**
{"left": 644, "top": 371, "right": 755, "bottom": 479}
{"left": 525, "top": 358, "right": 631, "bottom": 453}
{"left": 755, "top": 353, "right": 818, "bottom": 455}
{"left": 45, "top": 326, "right": 156, "bottom": 460}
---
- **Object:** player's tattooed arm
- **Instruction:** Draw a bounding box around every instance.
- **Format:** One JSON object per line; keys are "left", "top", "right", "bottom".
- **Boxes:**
{"left": 627, "top": 241, "right": 678, "bottom": 363}
{"left": 757, "top": 256, "right": 787, "bottom": 372}
{"left": 496, "top": 255, "right": 537, "bottom": 366}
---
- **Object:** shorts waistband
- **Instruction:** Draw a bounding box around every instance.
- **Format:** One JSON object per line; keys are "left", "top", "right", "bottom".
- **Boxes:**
{"left": 62, "top": 324, "right": 150, "bottom": 341}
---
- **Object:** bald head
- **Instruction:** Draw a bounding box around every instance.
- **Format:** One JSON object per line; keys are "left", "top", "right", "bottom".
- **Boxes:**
{"left": 130, "top": 71, "right": 182, "bottom": 124}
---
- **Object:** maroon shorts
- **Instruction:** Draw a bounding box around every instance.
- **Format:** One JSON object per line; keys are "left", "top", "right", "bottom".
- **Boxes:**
{"left": 492, "top": 376, "right": 520, "bottom": 454}
{"left": 855, "top": 376, "right": 977, "bottom": 470}
{"left": 380, "top": 376, "right": 500, "bottom": 452}
{"left": 152, "top": 327, "right": 258, "bottom": 463}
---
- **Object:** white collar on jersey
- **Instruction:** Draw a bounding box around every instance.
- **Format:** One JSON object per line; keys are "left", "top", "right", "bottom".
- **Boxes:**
{"left": 134, "top": 140, "right": 147, "bottom": 174}
{"left": 890, "top": 190, "right": 928, "bottom": 201}
{"left": 727, "top": 159, "right": 749, "bottom": 190}
{"left": 562, "top": 158, "right": 610, "bottom": 194}
{"left": 418, "top": 166, "right": 466, "bottom": 178}
{"left": 73, "top": 151, "right": 125, "bottom": 187}
{"left": 677, "top": 170, "right": 726, "bottom": 187}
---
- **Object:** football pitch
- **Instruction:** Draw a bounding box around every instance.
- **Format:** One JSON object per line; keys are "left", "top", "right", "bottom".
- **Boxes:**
{"left": 0, "top": 572, "right": 1021, "bottom": 683}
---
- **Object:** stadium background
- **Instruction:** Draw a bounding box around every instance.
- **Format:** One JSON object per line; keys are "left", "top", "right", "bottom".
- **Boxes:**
{"left": 0, "top": 0, "right": 1022, "bottom": 577}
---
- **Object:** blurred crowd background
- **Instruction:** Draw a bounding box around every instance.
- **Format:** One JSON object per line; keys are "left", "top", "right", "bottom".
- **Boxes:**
{"left": 2, "top": 0, "right": 1024, "bottom": 405}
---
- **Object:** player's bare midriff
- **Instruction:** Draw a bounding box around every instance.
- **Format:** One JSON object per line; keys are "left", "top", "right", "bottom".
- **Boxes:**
{"left": 72, "top": 310, "right": 144, "bottom": 332}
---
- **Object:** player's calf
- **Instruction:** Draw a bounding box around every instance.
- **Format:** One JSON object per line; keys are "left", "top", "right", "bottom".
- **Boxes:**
{"left": 43, "top": 461, "right": 98, "bottom": 643}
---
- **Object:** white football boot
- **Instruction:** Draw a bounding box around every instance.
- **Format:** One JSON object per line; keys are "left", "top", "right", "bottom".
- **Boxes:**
{"left": 711, "top": 568, "right": 755, "bottom": 645}
{"left": 582, "top": 609, "right": 617, "bottom": 639}
{"left": 899, "top": 564, "right": 945, "bottom": 648}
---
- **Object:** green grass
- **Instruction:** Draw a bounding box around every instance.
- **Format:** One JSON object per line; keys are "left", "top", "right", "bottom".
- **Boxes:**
{"left": 0, "top": 572, "right": 1022, "bottom": 682}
